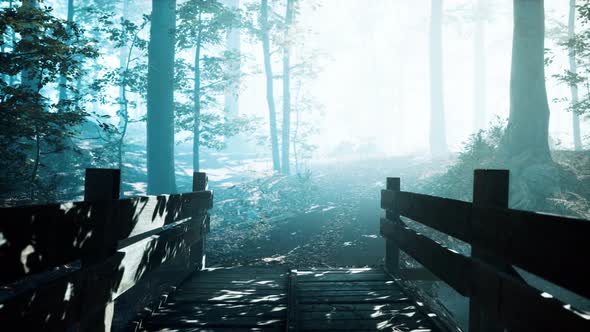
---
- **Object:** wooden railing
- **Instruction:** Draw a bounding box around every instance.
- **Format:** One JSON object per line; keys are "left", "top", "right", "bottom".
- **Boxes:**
{"left": 0, "top": 168, "right": 213, "bottom": 331}
{"left": 380, "top": 169, "right": 590, "bottom": 332}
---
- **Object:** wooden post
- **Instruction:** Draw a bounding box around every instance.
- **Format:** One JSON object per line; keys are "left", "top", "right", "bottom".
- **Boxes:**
{"left": 384, "top": 177, "right": 401, "bottom": 274}
{"left": 193, "top": 172, "right": 208, "bottom": 191}
{"left": 192, "top": 172, "right": 208, "bottom": 270}
{"left": 469, "top": 169, "right": 509, "bottom": 332}
{"left": 84, "top": 168, "right": 121, "bottom": 200}
{"left": 80, "top": 168, "right": 121, "bottom": 332}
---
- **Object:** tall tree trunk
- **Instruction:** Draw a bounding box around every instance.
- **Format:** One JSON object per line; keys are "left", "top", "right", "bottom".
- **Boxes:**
{"left": 473, "top": 0, "right": 486, "bottom": 132}
{"left": 281, "top": 0, "right": 294, "bottom": 175}
{"left": 193, "top": 15, "right": 203, "bottom": 173}
{"left": 502, "top": 0, "right": 551, "bottom": 162}
{"left": 21, "top": 0, "right": 40, "bottom": 94}
{"left": 118, "top": 0, "right": 129, "bottom": 128}
{"left": 261, "top": 0, "right": 280, "bottom": 171}
{"left": 569, "top": 0, "right": 583, "bottom": 150}
{"left": 117, "top": 0, "right": 133, "bottom": 171}
{"left": 58, "top": 0, "right": 74, "bottom": 104}
{"left": 22, "top": 0, "right": 41, "bottom": 199}
{"left": 429, "top": 0, "right": 448, "bottom": 156}
{"left": 8, "top": 0, "right": 15, "bottom": 87}
{"left": 223, "top": 0, "right": 240, "bottom": 119}
{"left": 147, "top": 0, "right": 177, "bottom": 194}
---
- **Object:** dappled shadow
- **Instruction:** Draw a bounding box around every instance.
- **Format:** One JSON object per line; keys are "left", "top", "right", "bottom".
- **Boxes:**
{"left": 0, "top": 189, "right": 212, "bottom": 330}
{"left": 140, "top": 267, "right": 444, "bottom": 331}
{"left": 139, "top": 267, "right": 289, "bottom": 330}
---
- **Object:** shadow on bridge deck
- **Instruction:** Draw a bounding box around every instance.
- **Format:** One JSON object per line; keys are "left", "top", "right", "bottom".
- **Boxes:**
{"left": 137, "top": 267, "right": 446, "bottom": 331}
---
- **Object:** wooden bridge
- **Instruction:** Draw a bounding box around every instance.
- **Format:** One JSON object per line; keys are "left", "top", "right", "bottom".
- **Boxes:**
{"left": 1, "top": 169, "right": 589, "bottom": 331}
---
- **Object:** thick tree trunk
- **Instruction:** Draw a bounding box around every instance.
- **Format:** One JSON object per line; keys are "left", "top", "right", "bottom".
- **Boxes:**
{"left": 147, "top": 0, "right": 177, "bottom": 194}
{"left": 473, "top": 0, "right": 486, "bottom": 132}
{"left": 569, "top": 0, "right": 583, "bottom": 151}
{"left": 502, "top": 0, "right": 551, "bottom": 162}
{"left": 261, "top": 0, "right": 281, "bottom": 172}
{"left": 281, "top": 0, "right": 294, "bottom": 175}
{"left": 429, "top": 0, "right": 448, "bottom": 156}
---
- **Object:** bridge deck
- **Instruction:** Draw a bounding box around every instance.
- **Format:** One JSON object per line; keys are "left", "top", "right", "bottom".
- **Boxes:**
{"left": 138, "top": 267, "right": 445, "bottom": 332}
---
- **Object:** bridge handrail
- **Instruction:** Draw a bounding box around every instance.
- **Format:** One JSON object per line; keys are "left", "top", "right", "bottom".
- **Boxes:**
{"left": 380, "top": 169, "right": 590, "bottom": 332}
{"left": 0, "top": 168, "right": 213, "bottom": 330}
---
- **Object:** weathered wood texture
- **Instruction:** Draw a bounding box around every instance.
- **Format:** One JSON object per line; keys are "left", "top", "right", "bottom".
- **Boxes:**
{"left": 0, "top": 169, "right": 213, "bottom": 331}
{"left": 139, "top": 267, "right": 446, "bottom": 332}
{"left": 380, "top": 169, "right": 590, "bottom": 331}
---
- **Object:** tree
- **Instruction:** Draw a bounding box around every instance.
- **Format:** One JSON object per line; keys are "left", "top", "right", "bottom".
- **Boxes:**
{"left": 92, "top": 9, "right": 149, "bottom": 170}
{"left": 502, "top": 0, "right": 551, "bottom": 162}
{"left": 473, "top": 0, "right": 487, "bottom": 132}
{"left": 569, "top": 0, "right": 583, "bottom": 150}
{"left": 261, "top": 0, "right": 280, "bottom": 172}
{"left": 147, "top": 0, "right": 177, "bottom": 194}
{"left": 0, "top": 0, "right": 97, "bottom": 201}
{"left": 281, "top": 0, "right": 294, "bottom": 174}
{"left": 222, "top": 0, "right": 240, "bottom": 119}
{"left": 176, "top": 0, "right": 245, "bottom": 173}
{"left": 58, "top": 0, "right": 75, "bottom": 104}
{"left": 429, "top": 0, "right": 448, "bottom": 156}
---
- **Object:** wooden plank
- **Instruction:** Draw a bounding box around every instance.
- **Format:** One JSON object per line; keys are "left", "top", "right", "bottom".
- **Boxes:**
{"left": 298, "top": 295, "right": 410, "bottom": 305}
{"left": 169, "top": 293, "right": 287, "bottom": 304}
{"left": 286, "top": 270, "right": 298, "bottom": 331}
{"left": 380, "top": 218, "right": 471, "bottom": 296}
{"left": 296, "top": 281, "right": 399, "bottom": 291}
{"left": 295, "top": 273, "right": 390, "bottom": 283}
{"left": 299, "top": 315, "right": 436, "bottom": 331}
{"left": 381, "top": 189, "right": 472, "bottom": 242}
{"left": 143, "top": 315, "right": 285, "bottom": 328}
{"left": 155, "top": 303, "right": 287, "bottom": 318}
{"left": 179, "top": 282, "right": 285, "bottom": 290}
{"left": 172, "top": 289, "right": 286, "bottom": 296}
{"left": 298, "top": 289, "right": 407, "bottom": 298}
{"left": 299, "top": 302, "right": 419, "bottom": 320}
{"left": 141, "top": 327, "right": 282, "bottom": 332}
{"left": 472, "top": 206, "right": 590, "bottom": 299}
{"left": 298, "top": 303, "right": 417, "bottom": 313}
{"left": 397, "top": 268, "right": 438, "bottom": 281}
{"left": 471, "top": 260, "right": 590, "bottom": 332}
{"left": 0, "top": 191, "right": 212, "bottom": 284}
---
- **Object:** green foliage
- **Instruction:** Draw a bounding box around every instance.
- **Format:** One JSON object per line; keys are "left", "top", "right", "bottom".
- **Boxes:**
{"left": 175, "top": 0, "right": 252, "bottom": 151}
{"left": 551, "top": 0, "right": 590, "bottom": 118}
{"left": 417, "top": 117, "right": 506, "bottom": 201}
{"left": 0, "top": 2, "right": 98, "bottom": 202}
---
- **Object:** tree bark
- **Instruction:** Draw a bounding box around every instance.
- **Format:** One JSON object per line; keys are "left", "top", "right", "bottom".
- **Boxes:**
{"left": 502, "top": 0, "right": 551, "bottom": 162}
{"left": 569, "top": 0, "right": 583, "bottom": 150}
{"left": 261, "top": 0, "right": 281, "bottom": 171}
{"left": 58, "top": 0, "right": 75, "bottom": 104}
{"left": 118, "top": 0, "right": 129, "bottom": 128}
{"left": 429, "top": 0, "right": 448, "bottom": 156}
{"left": 281, "top": 0, "right": 294, "bottom": 175}
{"left": 193, "top": 13, "right": 203, "bottom": 173}
{"left": 147, "top": 0, "right": 177, "bottom": 194}
{"left": 473, "top": 0, "right": 486, "bottom": 132}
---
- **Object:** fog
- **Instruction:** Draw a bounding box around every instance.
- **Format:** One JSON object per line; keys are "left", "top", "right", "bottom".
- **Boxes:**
{"left": 233, "top": 0, "right": 585, "bottom": 156}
